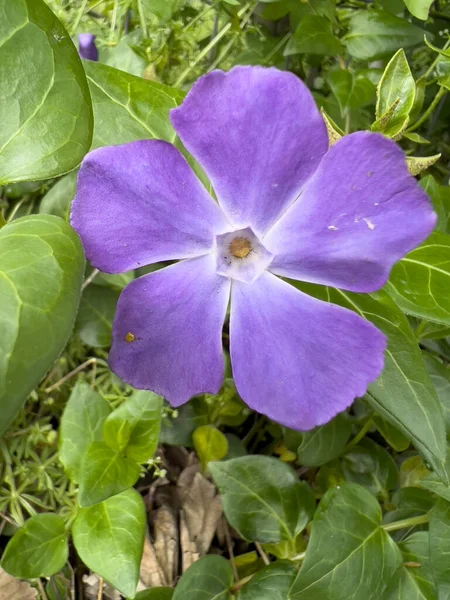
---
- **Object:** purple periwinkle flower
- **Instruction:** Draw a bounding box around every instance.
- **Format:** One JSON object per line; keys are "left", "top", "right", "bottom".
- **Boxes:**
{"left": 78, "top": 33, "right": 98, "bottom": 61}
{"left": 71, "top": 67, "right": 436, "bottom": 430}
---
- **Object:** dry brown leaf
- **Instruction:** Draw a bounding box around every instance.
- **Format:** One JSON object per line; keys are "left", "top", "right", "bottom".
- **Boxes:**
{"left": 0, "top": 568, "right": 37, "bottom": 600}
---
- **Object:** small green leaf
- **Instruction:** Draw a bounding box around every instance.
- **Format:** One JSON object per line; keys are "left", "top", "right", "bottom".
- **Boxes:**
{"left": 328, "top": 69, "right": 375, "bottom": 117}
{"left": 209, "top": 456, "right": 315, "bottom": 543}
{"left": 103, "top": 391, "right": 162, "bottom": 462}
{"left": 78, "top": 442, "right": 141, "bottom": 507}
{"left": 387, "top": 232, "right": 450, "bottom": 327}
{"left": 172, "top": 555, "right": 233, "bottom": 600}
{"left": 39, "top": 171, "right": 77, "bottom": 220}
{"left": 0, "top": 0, "right": 92, "bottom": 184}
{"left": 75, "top": 284, "right": 120, "bottom": 348}
{"left": 420, "top": 175, "right": 450, "bottom": 234}
{"left": 134, "top": 590, "right": 174, "bottom": 600}
{"left": 296, "top": 413, "right": 352, "bottom": 467}
{"left": 344, "top": 10, "right": 425, "bottom": 61}
{"left": 373, "top": 415, "right": 410, "bottom": 452}
{"left": 284, "top": 15, "right": 343, "bottom": 57}
{"left": 403, "top": 0, "right": 434, "bottom": 20}
{"left": 400, "top": 456, "right": 430, "bottom": 488}
{"left": 1, "top": 514, "right": 68, "bottom": 578}
{"left": 72, "top": 489, "right": 146, "bottom": 599}
{"left": 373, "top": 49, "right": 415, "bottom": 138}
{"left": 0, "top": 215, "right": 85, "bottom": 436}
{"left": 84, "top": 61, "right": 184, "bottom": 149}
{"left": 406, "top": 154, "right": 441, "bottom": 176}
{"left": 289, "top": 483, "right": 402, "bottom": 598}
{"left": 320, "top": 109, "right": 343, "bottom": 146}
{"left": 238, "top": 561, "right": 296, "bottom": 599}
{"left": 429, "top": 498, "right": 450, "bottom": 597}
{"left": 193, "top": 425, "right": 229, "bottom": 470}
{"left": 59, "top": 381, "right": 111, "bottom": 482}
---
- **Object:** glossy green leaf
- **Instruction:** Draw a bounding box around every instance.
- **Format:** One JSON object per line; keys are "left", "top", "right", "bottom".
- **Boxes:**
{"left": 0, "top": 215, "right": 85, "bottom": 436}
{"left": 83, "top": 61, "right": 184, "bottom": 149}
{"left": 72, "top": 489, "right": 146, "bottom": 599}
{"left": 342, "top": 438, "right": 399, "bottom": 497}
{"left": 134, "top": 590, "right": 174, "bottom": 600}
{"left": 172, "top": 555, "right": 233, "bottom": 600}
{"left": 429, "top": 498, "right": 450, "bottom": 597}
{"left": 75, "top": 284, "right": 119, "bottom": 348}
{"left": 284, "top": 15, "right": 343, "bottom": 57}
{"left": 344, "top": 10, "right": 424, "bottom": 60}
{"left": 382, "top": 532, "right": 436, "bottom": 599}
{"left": 289, "top": 483, "right": 402, "bottom": 599}
{"left": 0, "top": 0, "right": 92, "bottom": 184}
{"left": 373, "top": 49, "right": 415, "bottom": 138}
{"left": 297, "top": 284, "right": 447, "bottom": 479}
{"left": 403, "top": 0, "right": 434, "bottom": 20}
{"left": 59, "top": 381, "right": 111, "bottom": 482}
{"left": 78, "top": 442, "right": 141, "bottom": 507}
{"left": 238, "top": 561, "right": 296, "bottom": 600}
{"left": 209, "top": 456, "right": 315, "bottom": 543}
{"left": 193, "top": 425, "right": 229, "bottom": 470}
{"left": 296, "top": 413, "right": 352, "bottom": 467}
{"left": 327, "top": 70, "right": 375, "bottom": 116}
{"left": 39, "top": 171, "right": 77, "bottom": 220}
{"left": 387, "top": 232, "right": 450, "bottom": 326}
{"left": 1, "top": 514, "right": 68, "bottom": 578}
{"left": 103, "top": 391, "right": 162, "bottom": 462}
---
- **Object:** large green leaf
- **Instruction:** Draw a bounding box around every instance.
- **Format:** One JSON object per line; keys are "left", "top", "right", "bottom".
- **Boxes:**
{"left": 0, "top": 215, "right": 85, "bottom": 436}
{"left": 39, "top": 171, "right": 77, "bottom": 220}
{"left": 297, "top": 283, "right": 447, "bottom": 479}
{"left": 103, "top": 390, "right": 162, "bottom": 463}
{"left": 295, "top": 413, "right": 352, "bottom": 467}
{"left": 344, "top": 10, "right": 424, "bottom": 60}
{"left": 420, "top": 176, "right": 450, "bottom": 234}
{"left": 59, "top": 381, "right": 111, "bottom": 482}
{"left": 75, "top": 284, "right": 119, "bottom": 348}
{"left": 284, "top": 15, "right": 343, "bottom": 57}
{"left": 289, "top": 483, "right": 402, "bottom": 599}
{"left": 327, "top": 70, "right": 375, "bottom": 116}
{"left": 1, "top": 514, "right": 68, "bottom": 578}
{"left": 83, "top": 61, "right": 184, "bottom": 149}
{"left": 429, "top": 498, "right": 450, "bottom": 598}
{"left": 0, "top": 0, "right": 92, "bottom": 184}
{"left": 78, "top": 442, "right": 141, "bottom": 507}
{"left": 134, "top": 590, "right": 174, "bottom": 600}
{"left": 403, "top": 0, "right": 434, "bottom": 20}
{"left": 72, "top": 489, "right": 146, "bottom": 599}
{"left": 238, "top": 561, "right": 297, "bottom": 600}
{"left": 209, "top": 456, "right": 315, "bottom": 543}
{"left": 172, "top": 555, "right": 233, "bottom": 600}
{"left": 387, "top": 232, "right": 450, "bottom": 326}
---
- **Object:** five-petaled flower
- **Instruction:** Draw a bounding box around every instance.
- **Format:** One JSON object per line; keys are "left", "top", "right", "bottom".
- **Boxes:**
{"left": 71, "top": 67, "right": 435, "bottom": 430}
{"left": 78, "top": 33, "right": 98, "bottom": 61}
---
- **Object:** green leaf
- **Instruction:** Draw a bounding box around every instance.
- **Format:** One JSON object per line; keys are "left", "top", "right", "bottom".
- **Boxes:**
{"left": 0, "top": 215, "right": 85, "bottom": 436}
{"left": 0, "top": 0, "right": 92, "bottom": 184}
{"left": 387, "top": 232, "right": 450, "bottom": 326}
{"left": 134, "top": 590, "right": 174, "bottom": 600}
{"left": 429, "top": 498, "right": 450, "bottom": 597}
{"left": 403, "top": 0, "right": 434, "bottom": 20}
{"left": 193, "top": 425, "right": 229, "bottom": 470}
{"left": 59, "top": 381, "right": 111, "bottom": 482}
{"left": 384, "top": 487, "right": 435, "bottom": 525}
{"left": 103, "top": 391, "right": 162, "bottom": 462}
{"left": 39, "top": 171, "right": 77, "bottom": 220}
{"left": 238, "top": 561, "right": 296, "bottom": 599}
{"left": 160, "top": 398, "right": 208, "bottom": 446}
{"left": 297, "top": 284, "right": 447, "bottom": 479}
{"left": 420, "top": 175, "right": 450, "bottom": 234}
{"left": 327, "top": 69, "right": 375, "bottom": 116}
{"left": 289, "top": 483, "right": 402, "bottom": 598}
{"left": 373, "top": 414, "right": 410, "bottom": 452}
{"left": 373, "top": 49, "right": 415, "bottom": 138}
{"left": 342, "top": 438, "right": 399, "bottom": 497}
{"left": 172, "top": 555, "right": 233, "bottom": 600}
{"left": 284, "top": 15, "right": 343, "bottom": 57}
{"left": 72, "top": 489, "right": 146, "bottom": 599}
{"left": 209, "top": 456, "right": 315, "bottom": 543}
{"left": 400, "top": 456, "right": 430, "bottom": 488}
{"left": 78, "top": 442, "right": 141, "bottom": 507}
{"left": 344, "top": 10, "right": 425, "bottom": 61}
{"left": 75, "top": 282, "right": 120, "bottom": 348}
{"left": 83, "top": 61, "right": 184, "bottom": 149}
{"left": 1, "top": 514, "right": 68, "bottom": 578}
{"left": 295, "top": 413, "right": 352, "bottom": 467}
{"left": 383, "top": 532, "right": 436, "bottom": 599}
{"left": 406, "top": 154, "right": 441, "bottom": 176}
{"left": 423, "top": 354, "right": 450, "bottom": 435}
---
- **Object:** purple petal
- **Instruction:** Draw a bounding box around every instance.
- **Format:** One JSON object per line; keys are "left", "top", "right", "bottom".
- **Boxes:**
{"left": 230, "top": 273, "right": 386, "bottom": 430}
{"left": 71, "top": 140, "right": 228, "bottom": 273}
{"left": 78, "top": 33, "right": 98, "bottom": 61}
{"left": 171, "top": 66, "right": 328, "bottom": 236}
{"left": 265, "top": 132, "right": 436, "bottom": 292}
{"left": 109, "top": 255, "right": 230, "bottom": 405}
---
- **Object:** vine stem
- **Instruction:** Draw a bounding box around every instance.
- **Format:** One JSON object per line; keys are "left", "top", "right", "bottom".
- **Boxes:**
{"left": 383, "top": 513, "right": 430, "bottom": 532}
{"left": 342, "top": 419, "right": 373, "bottom": 454}
{"left": 407, "top": 87, "right": 447, "bottom": 132}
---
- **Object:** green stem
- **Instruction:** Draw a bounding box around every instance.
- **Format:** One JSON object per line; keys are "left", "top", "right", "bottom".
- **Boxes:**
{"left": 263, "top": 32, "right": 291, "bottom": 65}
{"left": 383, "top": 513, "right": 429, "bottom": 532}
{"left": 137, "top": 0, "right": 148, "bottom": 38}
{"left": 72, "top": 0, "right": 89, "bottom": 33}
{"left": 343, "top": 419, "right": 373, "bottom": 453}
{"left": 407, "top": 87, "right": 447, "bottom": 132}
{"left": 430, "top": 10, "right": 450, "bottom": 22}
{"left": 423, "top": 38, "right": 450, "bottom": 80}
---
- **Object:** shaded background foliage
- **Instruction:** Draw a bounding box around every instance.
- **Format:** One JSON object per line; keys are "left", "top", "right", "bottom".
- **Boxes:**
{"left": 2, "top": 0, "right": 450, "bottom": 599}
